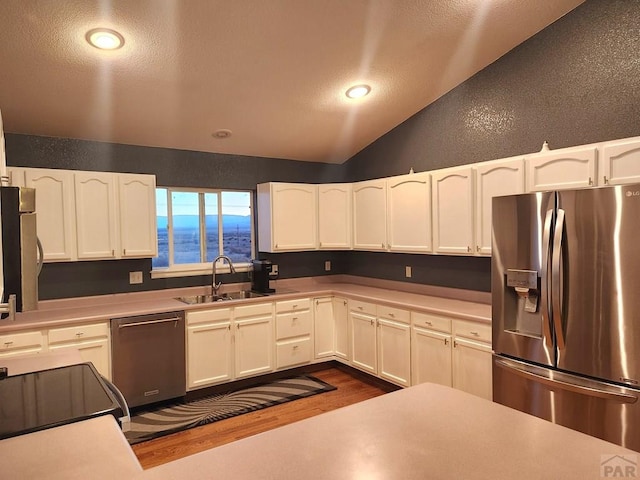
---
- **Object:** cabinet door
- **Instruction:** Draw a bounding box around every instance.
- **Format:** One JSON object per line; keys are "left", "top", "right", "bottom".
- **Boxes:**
{"left": 474, "top": 158, "right": 525, "bottom": 255}
{"left": 49, "top": 339, "right": 111, "bottom": 380}
{"left": 74, "top": 171, "right": 118, "bottom": 259}
{"left": 234, "top": 315, "right": 274, "bottom": 379}
{"left": 25, "top": 168, "right": 76, "bottom": 261}
{"left": 271, "top": 183, "right": 317, "bottom": 251}
{"left": 526, "top": 146, "right": 597, "bottom": 191}
{"left": 333, "top": 297, "right": 349, "bottom": 360}
{"left": 431, "top": 166, "right": 475, "bottom": 254}
{"left": 377, "top": 317, "right": 410, "bottom": 387}
{"left": 452, "top": 337, "right": 492, "bottom": 401}
{"left": 352, "top": 179, "right": 387, "bottom": 251}
{"left": 187, "top": 320, "right": 233, "bottom": 389}
{"left": 387, "top": 172, "right": 432, "bottom": 253}
{"left": 601, "top": 138, "right": 640, "bottom": 185}
{"left": 318, "top": 183, "right": 352, "bottom": 249}
{"left": 314, "top": 297, "right": 335, "bottom": 358}
{"left": 349, "top": 310, "right": 377, "bottom": 374}
{"left": 118, "top": 174, "right": 157, "bottom": 258}
{"left": 411, "top": 327, "right": 452, "bottom": 387}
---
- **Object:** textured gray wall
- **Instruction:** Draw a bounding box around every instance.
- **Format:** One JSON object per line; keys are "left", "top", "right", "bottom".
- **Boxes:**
{"left": 344, "top": 0, "right": 640, "bottom": 181}
{"left": 6, "top": 0, "right": 639, "bottom": 299}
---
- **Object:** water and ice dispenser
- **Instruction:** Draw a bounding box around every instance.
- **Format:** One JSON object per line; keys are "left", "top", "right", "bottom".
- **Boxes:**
{"left": 506, "top": 269, "right": 539, "bottom": 313}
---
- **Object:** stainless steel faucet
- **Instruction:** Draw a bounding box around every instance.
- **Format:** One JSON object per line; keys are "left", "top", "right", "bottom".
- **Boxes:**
{"left": 211, "top": 255, "right": 236, "bottom": 296}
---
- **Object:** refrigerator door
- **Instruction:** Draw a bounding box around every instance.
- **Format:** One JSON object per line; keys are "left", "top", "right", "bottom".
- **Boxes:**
{"left": 492, "top": 192, "right": 555, "bottom": 367}
{"left": 555, "top": 185, "right": 640, "bottom": 387}
{"left": 493, "top": 355, "right": 640, "bottom": 451}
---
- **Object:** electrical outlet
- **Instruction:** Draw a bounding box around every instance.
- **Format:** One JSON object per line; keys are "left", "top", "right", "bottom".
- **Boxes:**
{"left": 325, "top": 260, "right": 331, "bottom": 271}
{"left": 129, "top": 271, "right": 143, "bottom": 284}
{"left": 272, "top": 264, "right": 279, "bottom": 275}
{"left": 405, "top": 266, "right": 412, "bottom": 278}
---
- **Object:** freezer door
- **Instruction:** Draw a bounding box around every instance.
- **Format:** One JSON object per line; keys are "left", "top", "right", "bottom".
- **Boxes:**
{"left": 555, "top": 185, "right": 640, "bottom": 387}
{"left": 493, "top": 355, "right": 640, "bottom": 451}
{"left": 491, "top": 192, "right": 555, "bottom": 367}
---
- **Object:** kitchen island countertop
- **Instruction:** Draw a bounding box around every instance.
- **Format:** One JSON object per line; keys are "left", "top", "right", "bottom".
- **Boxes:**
{"left": 2, "top": 382, "right": 635, "bottom": 479}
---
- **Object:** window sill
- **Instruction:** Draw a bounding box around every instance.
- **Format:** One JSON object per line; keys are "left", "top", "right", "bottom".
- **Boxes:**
{"left": 151, "top": 263, "right": 251, "bottom": 279}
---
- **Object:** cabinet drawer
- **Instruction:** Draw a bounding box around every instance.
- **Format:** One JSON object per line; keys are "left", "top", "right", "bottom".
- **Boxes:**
{"left": 187, "top": 307, "right": 232, "bottom": 326}
{"left": 0, "top": 330, "right": 46, "bottom": 354}
{"left": 276, "top": 310, "right": 312, "bottom": 340}
{"left": 349, "top": 299, "right": 376, "bottom": 316}
{"left": 376, "top": 305, "right": 410, "bottom": 324}
{"left": 48, "top": 322, "right": 109, "bottom": 344}
{"left": 234, "top": 302, "right": 273, "bottom": 319}
{"left": 453, "top": 320, "right": 491, "bottom": 344}
{"left": 412, "top": 312, "right": 452, "bottom": 333}
{"left": 276, "top": 337, "right": 312, "bottom": 368}
{"left": 275, "top": 298, "right": 311, "bottom": 314}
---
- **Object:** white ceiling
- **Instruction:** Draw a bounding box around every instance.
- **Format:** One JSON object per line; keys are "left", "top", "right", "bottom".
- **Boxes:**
{"left": 0, "top": 0, "right": 584, "bottom": 164}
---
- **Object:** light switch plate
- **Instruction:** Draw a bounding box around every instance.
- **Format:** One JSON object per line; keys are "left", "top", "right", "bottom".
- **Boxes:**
{"left": 325, "top": 260, "right": 331, "bottom": 271}
{"left": 129, "top": 271, "right": 143, "bottom": 284}
{"left": 405, "top": 266, "right": 412, "bottom": 278}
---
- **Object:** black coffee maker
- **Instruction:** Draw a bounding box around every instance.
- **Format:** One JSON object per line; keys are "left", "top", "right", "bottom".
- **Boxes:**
{"left": 251, "top": 259, "right": 276, "bottom": 293}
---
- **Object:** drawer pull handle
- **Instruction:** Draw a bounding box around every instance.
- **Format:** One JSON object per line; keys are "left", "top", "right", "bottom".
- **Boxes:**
{"left": 389, "top": 313, "right": 395, "bottom": 317}
{"left": 370, "top": 319, "right": 374, "bottom": 326}
{"left": 293, "top": 304, "right": 298, "bottom": 309}
{"left": 444, "top": 338, "right": 449, "bottom": 345}
{"left": 293, "top": 345, "right": 299, "bottom": 350}
{"left": 293, "top": 317, "right": 298, "bottom": 321}
{"left": 426, "top": 321, "right": 433, "bottom": 326}
{"left": 358, "top": 306, "right": 363, "bottom": 310}
{"left": 470, "top": 331, "right": 480, "bottom": 336}
{"left": 76, "top": 332, "right": 84, "bottom": 337}
{"left": 4, "top": 341, "right": 13, "bottom": 347}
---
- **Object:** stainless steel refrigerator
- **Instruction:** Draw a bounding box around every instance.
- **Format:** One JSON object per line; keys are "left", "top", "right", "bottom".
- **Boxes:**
{"left": 492, "top": 184, "right": 640, "bottom": 452}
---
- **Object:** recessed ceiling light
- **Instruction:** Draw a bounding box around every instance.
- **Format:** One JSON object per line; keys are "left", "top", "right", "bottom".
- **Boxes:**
{"left": 345, "top": 84, "right": 371, "bottom": 99}
{"left": 86, "top": 28, "right": 125, "bottom": 50}
{"left": 212, "top": 129, "right": 233, "bottom": 139}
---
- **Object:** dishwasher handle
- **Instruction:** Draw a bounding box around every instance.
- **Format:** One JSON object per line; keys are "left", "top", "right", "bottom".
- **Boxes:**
{"left": 117, "top": 317, "right": 181, "bottom": 329}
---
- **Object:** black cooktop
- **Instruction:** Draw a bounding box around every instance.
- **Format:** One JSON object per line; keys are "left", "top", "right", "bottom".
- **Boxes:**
{"left": 0, "top": 362, "right": 123, "bottom": 440}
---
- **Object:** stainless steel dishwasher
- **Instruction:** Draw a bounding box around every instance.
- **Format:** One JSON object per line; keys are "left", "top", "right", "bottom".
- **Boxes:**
{"left": 111, "top": 311, "right": 186, "bottom": 408}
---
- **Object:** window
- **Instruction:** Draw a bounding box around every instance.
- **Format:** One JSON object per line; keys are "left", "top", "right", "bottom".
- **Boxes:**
{"left": 152, "top": 187, "right": 254, "bottom": 276}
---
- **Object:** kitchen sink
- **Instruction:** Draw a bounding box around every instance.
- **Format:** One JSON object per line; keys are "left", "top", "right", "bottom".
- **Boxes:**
{"left": 175, "top": 290, "right": 267, "bottom": 304}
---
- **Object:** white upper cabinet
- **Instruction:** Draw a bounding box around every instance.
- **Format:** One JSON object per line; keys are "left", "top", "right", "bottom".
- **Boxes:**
{"left": 600, "top": 137, "right": 640, "bottom": 186}
{"left": 25, "top": 168, "right": 77, "bottom": 262}
{"left": 118, "top": 174, "right": 157, "bottom": 258}
{"left": 257, "top": 182, "right": 317, "bottom": 252}
{"left": 7, "top": 167, "right": 25, "bottom": 187}
{"left": 318, "top": 183, "right": 352, "bottom": 250}
{"left": 474, "top": 158, "right": 525, "bottom": 256}
{"left": 352, "top": 179, "right": 387, "bottom": 251}
{"left": 74, "top": 171, "right": 118, "bottom": 260}
{"left": 526, "top": 145, "right": 597, "bottom": 191}
{"left": 386, "top": 172, "right": 432, "bottom": 253}
{"left": 431, "top": 166, "right": 475, "bottom": 255}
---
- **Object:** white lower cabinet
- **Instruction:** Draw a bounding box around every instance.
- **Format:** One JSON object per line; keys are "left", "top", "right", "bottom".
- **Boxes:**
{"left": 186, "top": 308, "right": 233, "bottom": 390}
{"left": 234, "top": 303, "right": 274, "bottom": 379}
{"left": 349, "top": 300, "right": 378, "bottom": 374}
{"left": 275, "top": 299, "right": 312, "bottom": 369}
{"left": 333, "top": 297, "right": 349, "bottom": 361}
{"left": 313, "top": 297, "right": 335, "bottom": 359}
{"left": 47, "top": 322, "right": 111, "bottom": 380}
{"left": 452, "top": 320, "right": 492, "bottom": 401}
{"left": 0, "top": 329, "right": 46, "bottom": 358}
{"left": 349, "top": 300, "right": 411, "bottom": 387}
{"left": 411, "top": 312, "right": 452, "bottom": 387}
{"left": 377, "top": 306, "right": 411, "bottom": 387}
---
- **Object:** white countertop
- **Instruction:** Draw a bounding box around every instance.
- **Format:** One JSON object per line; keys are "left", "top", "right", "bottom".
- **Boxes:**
{"left": 0, "top": 276, "right": 491, "bottom": 333}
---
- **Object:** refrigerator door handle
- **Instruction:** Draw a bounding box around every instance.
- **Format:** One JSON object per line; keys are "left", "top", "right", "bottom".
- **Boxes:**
{"left": 540, "top": 209, "right": 554, "bottom": 347}
{"left": 495, "top": 358, "right": 638, "bottom": 404}
{"left": 552, "top": 208, "right": 566, "bottom": 349}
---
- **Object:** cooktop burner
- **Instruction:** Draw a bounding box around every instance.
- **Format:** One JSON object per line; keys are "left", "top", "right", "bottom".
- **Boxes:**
{"left": 0, "top": 362, "right": 123, "bottom": 440}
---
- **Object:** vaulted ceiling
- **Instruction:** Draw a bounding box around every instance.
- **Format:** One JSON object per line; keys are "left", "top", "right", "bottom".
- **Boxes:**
{"left": 0, "top": 1, "right": 585, "bottom": 163}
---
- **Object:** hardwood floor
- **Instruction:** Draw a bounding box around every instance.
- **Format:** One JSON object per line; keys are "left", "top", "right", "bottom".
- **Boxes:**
{"left": 132, "top": 365, "right": 397, "bottom": 469}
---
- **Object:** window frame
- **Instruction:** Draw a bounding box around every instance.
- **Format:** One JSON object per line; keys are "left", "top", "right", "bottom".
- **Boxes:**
{"left": 151, "top": 186, "right": 255, "bottom": 279}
